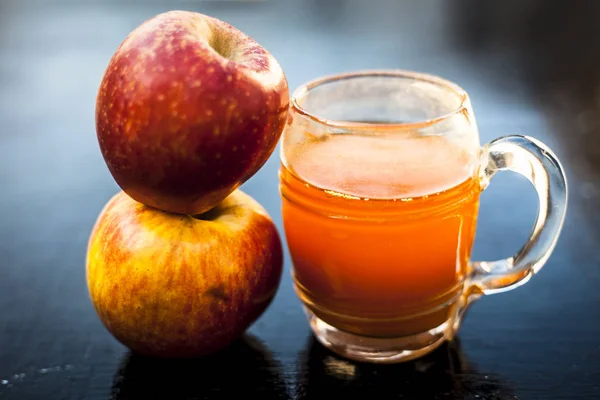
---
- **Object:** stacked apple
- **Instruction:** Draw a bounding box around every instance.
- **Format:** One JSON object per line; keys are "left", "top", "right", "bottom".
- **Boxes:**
{"left": 87, "top": 11, "right": 289, "bottom": 358}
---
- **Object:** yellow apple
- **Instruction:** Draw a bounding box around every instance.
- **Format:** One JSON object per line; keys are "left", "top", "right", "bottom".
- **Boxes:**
{"left": 86, "top": 189, "right": 283, "bottom": 358}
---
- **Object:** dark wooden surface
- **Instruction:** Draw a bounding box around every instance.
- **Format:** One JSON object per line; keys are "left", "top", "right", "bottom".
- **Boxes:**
{"left": 1, "top": 0, "right": 600, "bottom": 399}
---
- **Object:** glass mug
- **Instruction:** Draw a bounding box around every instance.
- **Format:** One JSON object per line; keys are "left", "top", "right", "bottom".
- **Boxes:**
{"left": 279, "top": 70, "right": 568, "bottom": 363}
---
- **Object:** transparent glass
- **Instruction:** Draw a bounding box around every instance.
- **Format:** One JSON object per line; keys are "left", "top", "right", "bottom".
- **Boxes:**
{"left": 279, "top": 70, "right": 568, "bottom": 363}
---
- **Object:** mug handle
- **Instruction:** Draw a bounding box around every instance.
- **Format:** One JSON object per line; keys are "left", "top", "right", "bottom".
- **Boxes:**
{"left": 469, "top": 135, "right": 568, "bottom": 295}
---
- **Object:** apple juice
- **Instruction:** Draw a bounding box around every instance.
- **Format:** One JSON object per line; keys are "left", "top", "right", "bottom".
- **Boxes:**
{"left": 279, "top": 133, "right": 481, "bottom": 337}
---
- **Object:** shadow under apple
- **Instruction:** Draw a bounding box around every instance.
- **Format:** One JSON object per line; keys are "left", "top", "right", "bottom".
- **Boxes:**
{"left": 110, "top": 334, "right": 288, "bottom": 400}
{"left": 296, "top": 336, "right": 516, "bottom": 400}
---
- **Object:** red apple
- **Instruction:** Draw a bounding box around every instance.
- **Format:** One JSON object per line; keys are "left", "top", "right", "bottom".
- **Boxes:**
{"left": 95, "top": 10, "right": 289, "bottom": 215}
{"left": 86, "top": 189, "right": 283, "bottom": 358}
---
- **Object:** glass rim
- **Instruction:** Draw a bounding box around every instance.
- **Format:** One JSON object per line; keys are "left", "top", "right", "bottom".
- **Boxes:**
{"left": 291, "top": 69, "right": 469, "bottom": 130}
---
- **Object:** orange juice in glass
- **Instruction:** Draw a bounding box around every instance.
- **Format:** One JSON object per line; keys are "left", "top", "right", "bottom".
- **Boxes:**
{"left": 279, "top": 71, "right": 567, "bottom": 363}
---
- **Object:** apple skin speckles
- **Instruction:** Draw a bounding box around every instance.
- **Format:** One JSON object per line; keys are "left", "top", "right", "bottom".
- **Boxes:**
{"left": 86, "top": 189, "right": 283, "bottom": 358}
{"left": 95, "top": 10, "right": 289, "bottom": 215}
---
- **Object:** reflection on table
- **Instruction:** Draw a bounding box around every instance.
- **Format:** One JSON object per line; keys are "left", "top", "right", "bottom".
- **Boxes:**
{"left": 296, "top": 336, "right": 516, "bottom": 400}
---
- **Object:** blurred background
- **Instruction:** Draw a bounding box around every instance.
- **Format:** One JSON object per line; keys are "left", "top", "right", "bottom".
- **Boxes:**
{"left": 2, "top": 0, "right": 600, "bottom": 225}
{"left": 1, "top": 0, "right": 600, "bottom": 398}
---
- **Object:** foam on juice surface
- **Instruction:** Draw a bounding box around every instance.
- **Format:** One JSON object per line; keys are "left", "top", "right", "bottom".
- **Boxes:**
{"left": 290, "top": 134, "right": 478, "bottom": 199}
